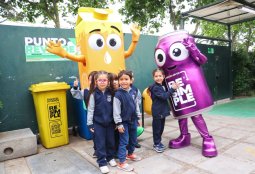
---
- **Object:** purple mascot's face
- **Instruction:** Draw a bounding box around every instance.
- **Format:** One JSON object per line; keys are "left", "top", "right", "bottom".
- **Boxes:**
{"left": 154, "top": 31, "right": 194, "bottom": 75}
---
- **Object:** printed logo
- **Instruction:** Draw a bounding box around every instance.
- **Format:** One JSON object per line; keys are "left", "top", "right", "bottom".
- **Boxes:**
{"left": 107, "top": 95, "right": 112, "bottom": 102}
{"left": 24, "top": 37, "right": 76, "bottom": 62}
{"left": 47, "top": 97, "right": 62, "bottom": 138}
{"left": 49, "top": 120, "right": 62, "bottom": 138}
{"left": 166, "top": 71, "right": 196, "bottom": 111}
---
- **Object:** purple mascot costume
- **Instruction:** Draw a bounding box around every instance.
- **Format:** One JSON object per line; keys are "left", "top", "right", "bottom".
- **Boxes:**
{"left": 154, "top": 31, "right": 217, "bottom": 157}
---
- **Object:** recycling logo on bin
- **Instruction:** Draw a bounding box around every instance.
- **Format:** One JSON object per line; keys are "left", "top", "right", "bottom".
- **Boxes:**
{"left": 47, "top": 97, "right": 62, "bottom": 138}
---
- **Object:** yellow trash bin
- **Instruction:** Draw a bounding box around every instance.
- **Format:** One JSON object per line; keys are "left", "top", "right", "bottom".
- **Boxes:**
{"left": 29, "top": 82, "right": 70, "bottom": 148}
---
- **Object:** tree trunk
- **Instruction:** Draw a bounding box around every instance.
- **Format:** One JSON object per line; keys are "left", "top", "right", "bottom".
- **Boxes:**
{"left": 232, "top": 30, "right": 238, "bottom": 51}
{"left": 192, "top": 22, "right": 200, "bottom": 35}
{"left": 169, "top": 3, "right": 177, "bottom": 30}
{"left": 54, "top": 18, "right": 60, "bottom": 28}
{"left": 53, "top": 0, "right": 60, "bottom": 28}
{"left": 245, "top": 26, "right": 252, "bottom": 53}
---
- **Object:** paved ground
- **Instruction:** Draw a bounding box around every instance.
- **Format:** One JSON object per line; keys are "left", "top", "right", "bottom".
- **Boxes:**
{"left": 1, "top": 101, "right": 255, "bottom": 174}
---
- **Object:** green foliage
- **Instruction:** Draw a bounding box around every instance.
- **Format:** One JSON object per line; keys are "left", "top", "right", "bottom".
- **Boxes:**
{"left": 0, "top": 0, "right": 109, "bottom": 28}
{"left": 119, "top": 0, "right": 218, "bottom": 33}
{"left": 199, "top": 22, "right": 227, "bottom": 39}
{"left": 0, "top": 1, "right": 24, "bottom": 21}
{"left": 66, "top": 0, "right": 108, "bottom": 16}
{"left": 232, "top": 21, "right": 255, "bottom": 52}
{"left": 119, "top": 0, "right": 167, "bottom": 33}
{"left": 232, "top": 49, "right": 255, "bottom": 96}
{"left": 200, "top": 20, "right": 255, "bottom": 52}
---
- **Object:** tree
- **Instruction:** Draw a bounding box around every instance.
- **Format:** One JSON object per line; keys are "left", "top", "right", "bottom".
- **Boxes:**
{"left": 236, "top": 21, "right": 255, "bottom": 53}
{"left": 0, "top": 1, "right": 24, "bottom": 22}
{"left": 232, "top": 49, "right": 255, "bottom": 96}
{"left": 0, "top": 0, "right": 109, "bottom": 28}
{"left": 199, "top": 21, "right": 255, "bottom": 52}
{"left": 118, "top": 0, "right": 165, "bottom": 34}
{"left": 119, "top": 0, "right": 217, "bottom": 34}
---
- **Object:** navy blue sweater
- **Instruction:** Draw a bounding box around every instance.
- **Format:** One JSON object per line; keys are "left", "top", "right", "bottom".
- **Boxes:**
{"left": 150, "top": 83, "right": 175, "bottom": 119}
{"left": 89, "top": 88, "right": 113, "bottom": 127}
{"left": 114, "top": 88, "right": 138, "bottom": 124}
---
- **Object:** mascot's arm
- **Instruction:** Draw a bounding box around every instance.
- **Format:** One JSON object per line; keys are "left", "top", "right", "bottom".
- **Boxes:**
{"left": 124, "top": 24, "right": 140, "bottom": 58}
{"left": 46, "top": 40, "right": 86, "bottom": 63}
{"left": 182, "top": 37, "right": 207, "bottom": 65}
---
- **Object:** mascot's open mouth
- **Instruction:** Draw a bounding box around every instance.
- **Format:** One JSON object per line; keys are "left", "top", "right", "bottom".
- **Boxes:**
{"left": 167, "top": 65, "right": 176, "bottom": 71}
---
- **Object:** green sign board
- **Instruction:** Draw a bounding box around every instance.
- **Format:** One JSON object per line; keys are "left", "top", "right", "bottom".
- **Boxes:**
{"left": 24, "top": 37, "right": 76, "bottom": 62}
{"left": 208, "top": 47, "right": 214, "bottom": 54}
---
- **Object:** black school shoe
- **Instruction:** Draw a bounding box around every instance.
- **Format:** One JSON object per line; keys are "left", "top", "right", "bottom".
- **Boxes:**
{"left": 92, "top": 151, "right": 97, "bottom": 158}
{"left": 135, "top": 143, "right": 141, "bottom": 148}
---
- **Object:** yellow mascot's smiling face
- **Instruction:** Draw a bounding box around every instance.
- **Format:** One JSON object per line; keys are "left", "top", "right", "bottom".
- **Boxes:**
{"left": 76, "top": 8, "right": 125, "bottom": 76}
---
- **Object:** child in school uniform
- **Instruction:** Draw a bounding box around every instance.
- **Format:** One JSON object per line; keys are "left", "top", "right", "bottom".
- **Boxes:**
{"left": 108, "top": 73, "right": 120, "bottom": 158}
{"left": 70, "top": 71, "right": 98, "bottom": 158}
{"left": 87, "top": 71, "right": 116, "bottom": 174}
{"left": 113, "top": 70, "right": 142, "bottom": 172}
{"left": 149, "top": 68, "right": 179, "bottom": 153}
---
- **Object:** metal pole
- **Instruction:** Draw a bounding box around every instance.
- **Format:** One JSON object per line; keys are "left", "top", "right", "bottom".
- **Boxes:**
{"left": 141, "top": 97, "right": 144, "bottom": 128}
{"left": 228, "top": 24, "right": 233, "bottom": 99}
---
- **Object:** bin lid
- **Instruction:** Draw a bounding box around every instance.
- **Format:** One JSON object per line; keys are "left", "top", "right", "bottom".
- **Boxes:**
{"left": 29, "top": 82, "right": 70, "bottom": 92}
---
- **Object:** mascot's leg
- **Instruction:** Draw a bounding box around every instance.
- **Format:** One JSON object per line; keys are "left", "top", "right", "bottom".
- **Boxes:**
{"left": 169, "top": 118, "right": 191, "bottom": 148}
{"left": 191, "top": 114, "right": 217, "bottom": 157}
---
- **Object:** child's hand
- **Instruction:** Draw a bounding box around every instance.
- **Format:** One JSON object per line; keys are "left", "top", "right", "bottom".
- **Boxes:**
{"left": 118, "top": 125, "right": 125, "bottom": 133}
{"left": 73, "top": 78, "right": 79, "bottom": 87}
{"left": 171, "top": 82, "right": 180, "bottom": 90}
{"left": 90, "top": 128, "right": 94, "bottom": 133}
{"left": 138, "top": 120, "right": 142, "bottom": 126}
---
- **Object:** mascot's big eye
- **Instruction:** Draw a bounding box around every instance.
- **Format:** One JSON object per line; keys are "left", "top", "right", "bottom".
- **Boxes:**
{"left": 155, "top": 49, "right": 166, "bottom": 67}
{"left": 88, "top": 34, "right": 105, "bottom": 50}
{"left": 169, "top": 43, "right": 189, "bottom": 61}
{"left": 106, "top": 34, "right": 121, "bottom": 50}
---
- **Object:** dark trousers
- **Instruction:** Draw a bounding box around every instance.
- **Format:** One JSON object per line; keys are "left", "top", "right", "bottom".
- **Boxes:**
{"left": 94, "top": 122, "right": 115, "bottom": 167}
{"left": 92, "top": 132, "right": 96, "bottom": 151}
{"left": 114, "top": 129, "right": 119, "bottom": 154}
{"left": 118, "top": 122, "right": 137, "bottom": 163}
{"left": 152, "top": 117, "right": 165, "bottom": 145}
